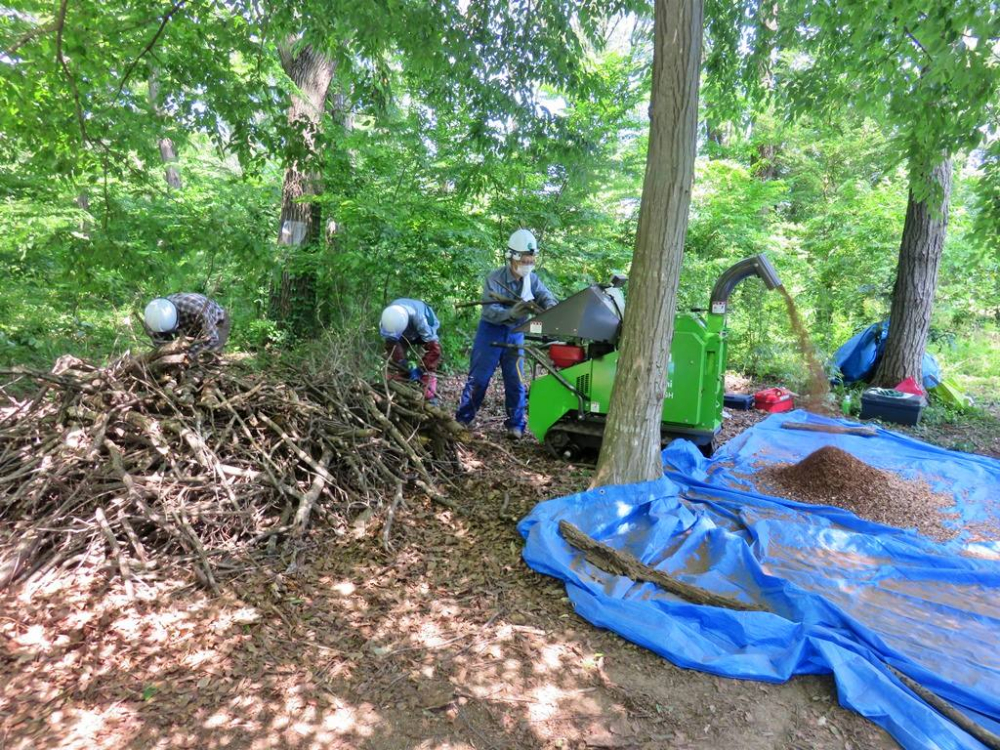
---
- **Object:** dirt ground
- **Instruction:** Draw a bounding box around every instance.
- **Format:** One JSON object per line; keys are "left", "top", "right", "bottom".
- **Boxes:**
{"left": 1, "top": 373, "right": 948, "bottom": 750}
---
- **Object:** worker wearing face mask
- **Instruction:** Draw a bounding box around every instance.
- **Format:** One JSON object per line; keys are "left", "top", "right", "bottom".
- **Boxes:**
{"left": 455, "top": 229, "right": 558, "bottom": 439}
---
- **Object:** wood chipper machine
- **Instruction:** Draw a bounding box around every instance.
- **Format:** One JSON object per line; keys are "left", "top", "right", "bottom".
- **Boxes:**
{"left": 516, "top": 254, "right": 782, "bottom": 456}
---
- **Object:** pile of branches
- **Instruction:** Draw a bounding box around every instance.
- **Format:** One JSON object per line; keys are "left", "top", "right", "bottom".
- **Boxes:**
{"left": 0, "top": 343, "right": 465, "bottom": 594}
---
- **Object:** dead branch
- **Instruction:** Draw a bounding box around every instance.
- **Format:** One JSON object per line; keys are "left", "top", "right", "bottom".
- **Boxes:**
{"left": 887, "top": 665, "right": 1000, "bottom": 750}
{"left": 383, "top": 480, "right": 404, "bottom": 552}
{"left": 292, "top": 448, "right": 332, "bottom": 539}
{"left": 0, "top": 350, "right": 462, "bottom": 593}
{"left": 559, "top": 520, "right": 765, "bottom": 612}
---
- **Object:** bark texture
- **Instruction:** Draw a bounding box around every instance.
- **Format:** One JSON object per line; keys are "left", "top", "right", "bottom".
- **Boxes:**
{"left": 873, "top": 159, "right": 952, "bottom": 387}
{"left": 271, "top": 42, "right": 337, "bottom": 328}
{"left": 276, "top": 42, "right": 336, "bottom": 246}
{"left": 592, "top": 0, "right": 704, "bottom": 486}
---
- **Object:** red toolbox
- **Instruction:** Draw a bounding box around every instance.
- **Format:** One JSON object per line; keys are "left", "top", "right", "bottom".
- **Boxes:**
{"left": 754, "top": 387, "right": 795, "bottom": 413}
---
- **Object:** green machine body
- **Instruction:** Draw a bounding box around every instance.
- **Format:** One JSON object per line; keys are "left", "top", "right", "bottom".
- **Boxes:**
{"left": 517, "top": 255, "right": 781, "bottom": 456}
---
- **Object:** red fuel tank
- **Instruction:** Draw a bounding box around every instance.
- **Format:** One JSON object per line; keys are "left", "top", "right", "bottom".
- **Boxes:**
{"left": 754, "top": 387, "right": 795, "bottom": 413}
{"left": 548, "top": 344, "right": 586, "bottom": 369}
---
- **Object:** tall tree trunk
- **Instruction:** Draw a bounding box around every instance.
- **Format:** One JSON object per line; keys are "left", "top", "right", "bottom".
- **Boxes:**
{"left": 754, "top": 142, "right": 778, "bottom": 181}
{"left": 873, "top": 158, "right": 952, "bottom": 387}
{"left": 592, "top": 0, "right": 704, "bottom": 487}
{"left": 148, "top": 71, "right": 182, "bottom": 190}
{"left": 271, "top": 42, "right": 336, "bottom": 329}
{"left": 751, "top": 3, "right": 779, "bottom": 181}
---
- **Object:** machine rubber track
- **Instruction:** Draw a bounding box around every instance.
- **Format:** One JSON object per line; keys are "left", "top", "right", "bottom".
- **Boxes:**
{"left": 543, "top": 418, "right": 606, "bottom": 459}
{"left": 544, "top": 417, "right": 718, "bottom": 460}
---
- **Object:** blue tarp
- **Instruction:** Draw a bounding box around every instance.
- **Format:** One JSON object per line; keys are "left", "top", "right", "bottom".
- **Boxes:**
{"left": 519, "top": 410, "right": 1000, "bottom": 749}
{"left": 834, "top": 320, "right": 942, "bottom": 389}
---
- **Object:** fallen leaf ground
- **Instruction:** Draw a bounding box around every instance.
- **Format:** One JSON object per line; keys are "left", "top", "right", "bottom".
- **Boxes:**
{"left": 4, "top": 372, "right": 995, "bottom": 750}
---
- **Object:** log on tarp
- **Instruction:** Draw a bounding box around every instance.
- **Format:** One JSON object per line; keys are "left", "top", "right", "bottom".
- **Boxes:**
{"left": 558, "top": 520, "right": 765, "bottom": 612}
{"left": 557, "top": 520, "right": 1000, "bottom": 749}
{"left": 780, "top": 422, "right": 877, "bottom": 437}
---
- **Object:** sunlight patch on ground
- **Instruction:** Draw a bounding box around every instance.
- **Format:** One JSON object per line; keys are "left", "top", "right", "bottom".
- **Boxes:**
{"left": 528, "top": 684, "right": 564, "bottom": 721}
{"left": 330, "top": 580, "right": 356, "bottom": 596}
{"left": 11, "top": 623, "right": 50, "bottom": 652}
{"left": 535, "top": 642, "right": 568, "bottom": 672}
{"left": 45, "top": 704, "right": 136, "bottom": 750}
{"left": 319, "top": 703, "right": 378, "bottom": 736}
{"left": 411, "top": 619, "right": 446, "bottom": 648}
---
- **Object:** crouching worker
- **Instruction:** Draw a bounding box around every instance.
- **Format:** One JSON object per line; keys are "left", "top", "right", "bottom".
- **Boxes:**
{"left": 455, "top": 229, "right": 557, "bottom": 439}
{"left": 380, "top": 299, "right": 442, "bottom": 404}
{"left": 143, "top": 293, "right": 231, "bottom": 356}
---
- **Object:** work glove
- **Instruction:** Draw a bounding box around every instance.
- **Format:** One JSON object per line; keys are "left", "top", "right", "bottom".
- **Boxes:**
{"left": 409, "top": 366, "right": 423, "bottom": 382}
{"left": 420, "top": 372, "right": 438, "bottom": 402}
{"left": 509, "top": 300, "right": 534, "bottom": 319}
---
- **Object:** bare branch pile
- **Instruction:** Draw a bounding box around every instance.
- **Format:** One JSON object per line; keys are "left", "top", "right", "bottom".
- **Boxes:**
{"left": 0, "top": 344, "right": 464, "bottom": 594}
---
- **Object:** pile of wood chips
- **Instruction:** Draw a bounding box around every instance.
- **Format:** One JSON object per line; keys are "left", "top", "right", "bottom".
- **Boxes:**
{"left": 756, "top": 445, "right": 959, "bottom": 541}
{"left": 0, "top": 343, "right": 465, "bottom": 594}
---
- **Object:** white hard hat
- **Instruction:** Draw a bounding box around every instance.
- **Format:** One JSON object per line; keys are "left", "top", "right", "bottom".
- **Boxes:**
{"left": 507, "top": 229, "right": 538, "bottom": 258}
{"left": 144, "top": 298, "right": 178, "bottom": 333}
{"left": 380, "top": 304, "right": 409, "bottom": 338}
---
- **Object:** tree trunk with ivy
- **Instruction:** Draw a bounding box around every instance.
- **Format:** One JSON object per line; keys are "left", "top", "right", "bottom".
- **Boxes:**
{"left": 271, "top": 41, "right": 337, "bottom": 333}
{"left": 874, "top": 158, "right": 952, "bottom": 387}
{"left": 592, "top": 0, "right": 704, "bottom": 487}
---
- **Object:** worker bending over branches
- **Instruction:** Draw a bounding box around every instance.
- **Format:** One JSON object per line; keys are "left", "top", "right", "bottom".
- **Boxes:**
{"left": 143, "top": 293, "right": 231, "bottom": 356}
{"left": 380, "top": 298, "right": 442, "bottom": 404}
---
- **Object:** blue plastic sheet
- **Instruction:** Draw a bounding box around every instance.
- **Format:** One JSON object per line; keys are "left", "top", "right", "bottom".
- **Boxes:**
{"left": 834, "top": 321, "right": 887, "bottom": 383}
{"left": 833, "top": 320, "right": 942, "bottom": 389}
{"left": 519, "top": 410, "right": 1000, "bottom": 749}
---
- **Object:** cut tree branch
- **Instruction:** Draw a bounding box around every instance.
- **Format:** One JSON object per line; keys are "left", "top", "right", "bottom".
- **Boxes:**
{"left": 559, "top": 520, "right": 765, "bottom": 611}
{"left": 903, "top": 26, "right": 930, "bottom": 60}
{"left": 887, "top": 665, "right": 1000, "bottom": 750}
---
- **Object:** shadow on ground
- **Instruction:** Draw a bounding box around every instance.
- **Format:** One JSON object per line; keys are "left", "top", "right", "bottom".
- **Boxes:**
{"left": 1, "top": 376, "right": 899, "bottom": 750}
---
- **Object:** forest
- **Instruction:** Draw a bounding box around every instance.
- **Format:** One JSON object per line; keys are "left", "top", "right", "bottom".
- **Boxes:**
{"left": 1, "top": 1, "right": 997, "bottom": 401}
{"left": 2, "top": 2, "right": 1000, "bottom": 749}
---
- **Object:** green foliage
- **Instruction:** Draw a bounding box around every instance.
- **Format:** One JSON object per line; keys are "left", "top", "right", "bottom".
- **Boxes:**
{"left": 0, "top": 0, "right": 997, "bottom": 427}
{"left": 928, "top": 325, "right": 1000, "bottom": 396}
{"left": 685, "top": 159, "right": 786, "bottom": 261}
{"left": 259, "top": 42, "right": 650, "bottom": 359}
{"left": 774, "top": 0, "right": 1000, "bottom": 193}
{"left": 0, "top": 142, "right": 275, "bottom": 364}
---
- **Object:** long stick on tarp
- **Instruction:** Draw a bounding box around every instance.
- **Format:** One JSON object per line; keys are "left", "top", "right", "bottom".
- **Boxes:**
{"left": 558, "top": 520, "right": 1000, "bottom": 750}
{"left": 558, "top": 520, "right": 765, "bottom": 612}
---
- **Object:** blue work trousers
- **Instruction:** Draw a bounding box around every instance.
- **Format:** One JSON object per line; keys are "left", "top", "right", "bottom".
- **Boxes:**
{"left": 455, "top": 320, "right": 526, "bottom": 430}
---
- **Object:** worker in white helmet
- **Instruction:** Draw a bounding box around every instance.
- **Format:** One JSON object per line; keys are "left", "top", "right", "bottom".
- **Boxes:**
{"left": 143, "top": 293, "right": 231, "bottom": 355}
{"left": 455, "top": 228, "right": 558, "bottom": 439}
{"left": 379, "top": 298, "right": 442, "bottom": 403}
